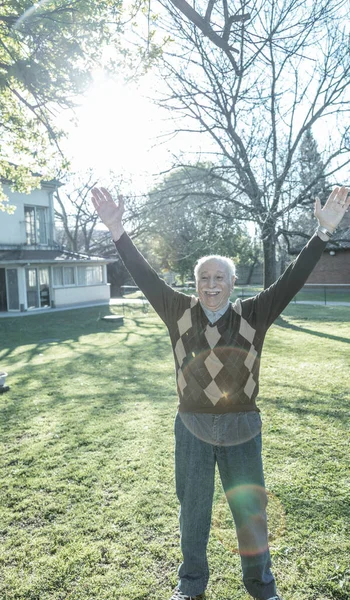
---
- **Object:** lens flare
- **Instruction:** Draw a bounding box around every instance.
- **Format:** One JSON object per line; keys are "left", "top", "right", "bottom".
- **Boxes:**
{"left": 211, "top": 485, "right": 286, "bottom": 556}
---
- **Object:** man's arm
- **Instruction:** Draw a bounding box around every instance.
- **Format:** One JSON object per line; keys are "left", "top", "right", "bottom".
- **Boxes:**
{"left": 247, "top": 186, "right": 350, "bottom": 329}
{"left": 91, "top": 187, "right": 183, "bottom": 323}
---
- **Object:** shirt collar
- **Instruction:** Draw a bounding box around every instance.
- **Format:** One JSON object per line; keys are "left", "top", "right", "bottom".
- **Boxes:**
{"left": 200, "top": 300, "right": 230, "bottom": 324}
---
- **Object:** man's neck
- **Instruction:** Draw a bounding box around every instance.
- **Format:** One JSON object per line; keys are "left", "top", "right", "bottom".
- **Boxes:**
{"left": 200, "top": 300, "right": 230, "bottom": 324}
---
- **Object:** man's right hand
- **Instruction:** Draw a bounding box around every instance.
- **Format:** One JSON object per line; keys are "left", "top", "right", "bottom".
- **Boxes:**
{"left": 91, "top": 187, "right": 125, "bottom": 242}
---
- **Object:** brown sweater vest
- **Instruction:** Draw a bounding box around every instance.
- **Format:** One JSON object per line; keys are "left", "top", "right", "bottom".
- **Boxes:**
{"left": 115, "top": 233, "right": 326, "bottom": 413}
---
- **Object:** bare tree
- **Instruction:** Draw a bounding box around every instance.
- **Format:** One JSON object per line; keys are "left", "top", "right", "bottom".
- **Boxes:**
{"left": 54, "top": 172, "right": 101, "bottom": 254}
{"left": 154, "top": 0, "right": 350, "bottom": 287}
{"left": 54, "top": 171, "right": 147, "bottom": 255}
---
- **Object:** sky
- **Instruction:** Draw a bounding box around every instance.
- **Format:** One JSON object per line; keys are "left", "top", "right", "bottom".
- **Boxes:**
{"left": 60, "top": 67, "right": 349, "bottom": 200}
{"left": 58, "top": 0, "right": 350, "bottom": 197}
{"left": 59, "top": 71, "right": 208, "bottom": 195}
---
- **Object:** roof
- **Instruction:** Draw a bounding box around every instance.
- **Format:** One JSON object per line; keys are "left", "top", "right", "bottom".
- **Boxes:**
{"left": 0, "top": 247, "right": 115, "bottom": 265}
{"left": 0, "top": 162, "right": 63, "bottom": 189}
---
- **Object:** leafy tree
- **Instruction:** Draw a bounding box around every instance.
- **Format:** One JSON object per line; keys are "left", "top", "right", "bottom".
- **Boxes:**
{"left": 0, "top": 0, "right": 129, "bottom": 211}
{"left": 142, "top": 164, "right": 261, "bottom": 282}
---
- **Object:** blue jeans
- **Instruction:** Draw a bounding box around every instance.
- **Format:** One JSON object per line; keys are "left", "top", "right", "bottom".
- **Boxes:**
{"left": 175, "top": 412, "right": 276, "bottom": 599}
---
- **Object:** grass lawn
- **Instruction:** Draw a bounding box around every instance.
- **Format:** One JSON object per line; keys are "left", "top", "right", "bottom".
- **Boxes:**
{"left": 0, "top": 303, "right": 349, "bottom": 600}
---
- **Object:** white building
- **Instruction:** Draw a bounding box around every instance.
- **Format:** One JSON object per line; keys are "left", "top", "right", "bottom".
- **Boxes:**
{"left": 0, "top": 179, "right": 112, "bottom": 313}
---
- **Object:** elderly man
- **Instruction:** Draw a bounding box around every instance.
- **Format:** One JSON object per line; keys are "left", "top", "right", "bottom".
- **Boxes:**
{"left": 92, "top": 186, "right": 349, "bottom": 600}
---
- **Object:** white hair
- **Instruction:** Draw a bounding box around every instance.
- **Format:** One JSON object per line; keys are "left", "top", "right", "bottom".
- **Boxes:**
{"left": 194, "top": 255, "right": 237, "bottom": 281}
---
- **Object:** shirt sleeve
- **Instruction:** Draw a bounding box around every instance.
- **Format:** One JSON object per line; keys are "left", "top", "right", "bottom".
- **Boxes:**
{"left": 114, "top": 232, "right": 186, "bottom": 324}
{"left": 245, "top": 232, "right": 327, "bottom": 329}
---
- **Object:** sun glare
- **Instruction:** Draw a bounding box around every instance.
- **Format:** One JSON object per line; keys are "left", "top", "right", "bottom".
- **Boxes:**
{"left": 63, "top": 73, "right": 170, "bottom": 186}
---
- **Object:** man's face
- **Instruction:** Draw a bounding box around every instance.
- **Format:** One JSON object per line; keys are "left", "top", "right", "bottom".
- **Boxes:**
{"left": 196, "top": 259, "right": 235, "bottom": 312}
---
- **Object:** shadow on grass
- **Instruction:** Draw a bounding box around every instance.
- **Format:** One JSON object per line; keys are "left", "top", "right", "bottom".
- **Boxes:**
{"left": 0, "top": 308, "right": 175, "bottom": 444}
{"left": 275, "top": 316, "right": 350, "bottom": 345}
{"left": 0, "top": 305, "right": 168, "bottom": 362}
{"left": 260, "top": 386, "right": 348, "bottom": 423}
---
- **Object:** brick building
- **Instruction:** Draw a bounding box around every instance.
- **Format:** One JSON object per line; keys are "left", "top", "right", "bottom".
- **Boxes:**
{"left": 291, "top": 212, "right": 350, "bottom": 284}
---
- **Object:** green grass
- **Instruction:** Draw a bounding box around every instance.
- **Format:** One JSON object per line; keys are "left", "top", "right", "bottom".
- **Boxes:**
{"left": 0, "top": 303, "right": 349, "bottom": 600}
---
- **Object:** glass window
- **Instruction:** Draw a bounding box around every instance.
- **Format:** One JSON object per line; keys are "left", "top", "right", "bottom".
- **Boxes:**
{"left": 86, "top": 266, "right": 103, "bottom": 285}
{"left": 36, "top": 207, "right": 48, "bottom": 244}
{"left": 64, "top": 267, "right": 75, "bottom": 285}
{"left": 77, "top": 265, "right": 103, "bottom": 286}
{"left": 26, "top": 268, "right": 39, "bottom": 308}
{"left": 24, "top": 206, "right": 48, "bottom": 245}
{"left": 53, "top": 267, "right": 63, "bottom": 286}
{"left": 39, "top": 268, "right": 50, "bottom": 308}
{"left": 6, "top": 269, "right": 19, "bottom": 311}
{"left": 25, "top": 206, "right": 35, "bottom": 245}
{"left": 77, "top": 266, "right": 86, "bottom": 286}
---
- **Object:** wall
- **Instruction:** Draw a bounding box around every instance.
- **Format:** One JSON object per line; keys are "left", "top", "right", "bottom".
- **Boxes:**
{"left": 0, "top": 184, "right": 52, "bottom": 245}
{"left": 306, "top": 250, "right": 350, "bottom": 284}
{"left": 53, "top": 284, "right": 110, "bottom": 307}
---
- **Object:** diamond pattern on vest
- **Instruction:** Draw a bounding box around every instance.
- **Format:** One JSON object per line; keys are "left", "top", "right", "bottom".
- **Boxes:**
{"left": 174, "top": 298, "right": 259, "bottom": 407}
{"left": 239, "top": 317, "right": 255, "bottom": 344}
{"left": 244, "top": 346, "right": 258, "bottom": 371}
{"left": 204, "top": 324, "right": 221, "bottom": 348}
{"left": 177, "top": 308, "right": 192, "bottom": 336}
{"left": 190, "top": 295, "right": 198, "bottom": 308}
{"left": 244, "top": 372, "right": 256, "bottom": 398}
{"left": 177, "top": 368, "right": 187, "bottom": 395}
{"left": 175, "top": 337, "right": 186, "bottom": 367}
{"left": 204, "top": 351, "right": 224, "bottom": 379}
{"left": 203, "top": 380, "right": 223, "bottom": 405}
{"left": 233, "top": 298, "right": 242, "bottom": 315}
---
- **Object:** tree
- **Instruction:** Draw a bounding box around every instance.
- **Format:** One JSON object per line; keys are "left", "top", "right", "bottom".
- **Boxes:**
{"left": 298, "top": 129, "right": 329, "bottom": 201}
{"left": 154, "top": 0, "right": 350, "bottom": 287}
{"left": 280, "top": 129, "right": 330, "bottom": 252}
{"left": 0, "top": 0, "right": 137, "bottom": 212}
{"left": 55, "top": 171, "right": 101, "bottom": 254}
{"left": 142, "top": 164, "right": 260, "bottom": 282}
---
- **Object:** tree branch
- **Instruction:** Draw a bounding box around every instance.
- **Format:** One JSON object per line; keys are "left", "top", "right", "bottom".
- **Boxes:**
{"left": 169, "top": 0, "right": 250, "bottom": 74}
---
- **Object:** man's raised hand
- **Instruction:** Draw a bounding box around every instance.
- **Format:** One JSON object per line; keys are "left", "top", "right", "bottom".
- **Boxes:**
{"left": 315, "top": 186, "right": 350, "bottom": 233}
{"left": 91, "top": 187, "right": 125, "bottom": 242}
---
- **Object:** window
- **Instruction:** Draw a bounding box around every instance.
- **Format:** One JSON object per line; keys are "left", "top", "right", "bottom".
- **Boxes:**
{"left": 53, "top": 267, "right": 63, "bottom": 286}
{"left": 77, "top": 265, "right": 103, "bottom": 286}
{"left": 25, "top": 206, "right": 48, "bottom": 245}
{"left": 64, "top": 267, "right": 75, "bottom": 285}
{"left": 53, "top": 265, "right": 104, "bottom": 287}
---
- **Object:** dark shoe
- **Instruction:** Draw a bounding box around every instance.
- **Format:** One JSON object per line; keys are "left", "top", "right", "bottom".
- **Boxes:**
{"left": 254, "top": 596, "right": 283, "bottom": 600}
{"left": 170, "top": 587, "right": 205, "bottom": 600}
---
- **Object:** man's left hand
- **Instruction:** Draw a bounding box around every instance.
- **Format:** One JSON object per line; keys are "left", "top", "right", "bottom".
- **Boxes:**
{"left": 315, "top": 186, "right": 350, "bottom": 233}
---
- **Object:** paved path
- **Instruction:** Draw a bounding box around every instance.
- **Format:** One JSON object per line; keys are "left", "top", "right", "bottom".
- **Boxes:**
{"left": 0, "top": 297, "right": 349, "bottom": 319}
{"left": 0, "top": 298, "right": 145, "bottom": 318}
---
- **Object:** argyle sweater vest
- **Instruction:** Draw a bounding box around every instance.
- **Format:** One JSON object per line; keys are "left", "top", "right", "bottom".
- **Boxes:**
{"left": 115, "top": 233, "right": 326, "bottom": 413}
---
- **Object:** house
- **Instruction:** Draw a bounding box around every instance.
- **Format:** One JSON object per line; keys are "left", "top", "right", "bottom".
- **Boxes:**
{"left": 0, "top": 179, "right": 112, "bottom": 313}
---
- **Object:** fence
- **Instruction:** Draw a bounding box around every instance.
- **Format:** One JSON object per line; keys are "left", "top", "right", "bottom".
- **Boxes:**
{"left": 235, "top": 284, "right": 350, "bottom": 306}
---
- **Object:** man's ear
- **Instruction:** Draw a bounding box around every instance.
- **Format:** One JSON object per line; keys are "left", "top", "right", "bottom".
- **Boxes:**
{"left": 231, "top": 276, "right": 236, "bottom": 290}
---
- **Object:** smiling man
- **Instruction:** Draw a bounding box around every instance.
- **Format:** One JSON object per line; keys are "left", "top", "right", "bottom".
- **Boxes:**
{"left": 195, "top": 256, "right": 236, "bottom": 313}
{"left": 92, "top": 186, "right": 350, "bottom": 600}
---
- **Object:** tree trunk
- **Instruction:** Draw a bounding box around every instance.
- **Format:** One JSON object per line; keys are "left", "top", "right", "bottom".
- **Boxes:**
{"left": 245, "top": 256, "right": 258, "bottom": 285}
{"left": 262, "top": 220, "right": 277, "bottom": 289}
